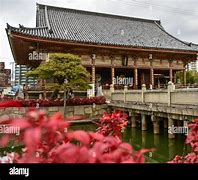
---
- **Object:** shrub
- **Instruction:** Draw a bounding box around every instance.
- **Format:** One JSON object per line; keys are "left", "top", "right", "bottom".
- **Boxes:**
{"left": 96, "top": 111, "right": 128, "bottom": 139}
{"left": 0, "top": 109, "right": 149, "bottom": 163}
{"left": 170, "top": 118, "right": 198, "bottom": 163}
{"left": 0, "top": 96, "right": 106, "bottom": 107}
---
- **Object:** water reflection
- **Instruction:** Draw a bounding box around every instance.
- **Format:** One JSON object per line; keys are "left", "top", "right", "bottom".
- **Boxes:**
{"left": 142, "top": 131, "right": 147, "bottom": 147}
{"left": 70, "top": 123, "right": 187, "bottom": 163}
{"left": 153, "top": 134, "right": 160, "bottom": 147}
{"left": 168, "top": 139, "right": 175, "bottom": 160}
{"left": 123, "top": 126, "right": 187, "bottom": 163}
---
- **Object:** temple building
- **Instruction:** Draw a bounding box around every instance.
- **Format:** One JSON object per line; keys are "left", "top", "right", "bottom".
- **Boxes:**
{"left": 6, "top": 3, "right": 198, "bottom": 89}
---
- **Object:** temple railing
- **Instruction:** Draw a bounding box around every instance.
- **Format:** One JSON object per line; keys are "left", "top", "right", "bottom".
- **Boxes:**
{"left": 110, "top": 82, "right": 198, "bottom": 107}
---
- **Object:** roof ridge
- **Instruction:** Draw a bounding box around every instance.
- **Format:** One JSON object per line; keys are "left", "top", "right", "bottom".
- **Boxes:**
{"left": 154, "top": 21, "right": 193, "bottom": 48}
{"left": 19, "top": 25, "right": 48, "bottom": 30}
{"left": 6, "top": 23, "right": 48, "bottom": 30}
{"left": 36, "top": 3, "right": 160, "bottom": 24}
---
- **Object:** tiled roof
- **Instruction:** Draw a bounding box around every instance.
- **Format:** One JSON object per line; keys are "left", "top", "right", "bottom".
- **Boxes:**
{"left": 191, "top": 43, "right": 198, "bottom": 51}
{"left": 6, "top": 3, "right": 197, "bottom": 52}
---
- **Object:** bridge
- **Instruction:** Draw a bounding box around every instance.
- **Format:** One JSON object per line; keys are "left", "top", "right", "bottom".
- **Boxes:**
{"left": 107, "top": 82, "right": 198, "bottom": 138}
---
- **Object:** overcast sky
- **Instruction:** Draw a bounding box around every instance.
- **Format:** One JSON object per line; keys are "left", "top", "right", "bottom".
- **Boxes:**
{"left": 0, "top": 0, "right": 198, "bottom": 69}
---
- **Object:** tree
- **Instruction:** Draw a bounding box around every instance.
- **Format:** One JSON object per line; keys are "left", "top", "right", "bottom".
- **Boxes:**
{"left": 27, "top": 53, "right": 91, "bottom": 117}
{"left": 27, "top": 53, "right": 91, "bottom": 92}
{"left": 176, "top": 70, "right": 198, "bottom": 84}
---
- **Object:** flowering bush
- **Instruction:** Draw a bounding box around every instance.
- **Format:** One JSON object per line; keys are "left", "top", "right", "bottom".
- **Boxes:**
{"left": 170, "top": 118, "right": 198, "bottom": 163}
{"left": 0, "top": 96, "right": 106, "bottom": 107}
{"left": 96, "top": 111, "right": 128, "bottom": 139}
{"left": 0, "top": 109, "right": 150, "bottom": 163}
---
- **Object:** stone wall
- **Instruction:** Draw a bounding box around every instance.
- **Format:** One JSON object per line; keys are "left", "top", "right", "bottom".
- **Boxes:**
{"left": 111, "top": 83, "right": 198, "bottom": 106}
{"left": 0, "top": 104, "right": 108, "bottom": 119}
{"left": 171, "top": 89, "right": 198, "bottom": 106}
{"left": 144, "top": 90, "right": 168, "bottom": 104}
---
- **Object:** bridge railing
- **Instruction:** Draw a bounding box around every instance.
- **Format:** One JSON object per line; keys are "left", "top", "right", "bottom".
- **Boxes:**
{"left": 144, "top": 90, "right": 168, "bottom": 104}
{"left": 110, "top": 82, "right": 198, "bottom": 107}
{"left": 171, "top": 88, "right": 198, "bottom": 106}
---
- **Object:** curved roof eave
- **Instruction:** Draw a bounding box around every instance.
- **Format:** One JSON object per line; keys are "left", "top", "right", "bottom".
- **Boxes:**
{"left": 7, "top": 29, "right": 198, "bottom": 54}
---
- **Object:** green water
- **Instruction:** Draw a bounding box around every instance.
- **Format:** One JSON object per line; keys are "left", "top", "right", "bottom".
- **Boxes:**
{"left": 123, "top": 126, "right": 186, "bottom": 163}
{"left": 70, "top": 122, "right": 188, "bottom": 163}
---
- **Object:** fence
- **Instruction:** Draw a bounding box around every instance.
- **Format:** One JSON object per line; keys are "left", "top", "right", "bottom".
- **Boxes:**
{"left": 110, "top": 82, "right": 198, "bottom": 106}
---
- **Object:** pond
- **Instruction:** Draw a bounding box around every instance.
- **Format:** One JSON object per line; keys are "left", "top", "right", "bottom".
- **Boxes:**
{"left": 70, "top": 122, "right": 188, "bottom": 163}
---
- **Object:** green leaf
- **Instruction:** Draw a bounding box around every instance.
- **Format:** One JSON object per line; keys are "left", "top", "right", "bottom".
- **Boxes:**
{"left": 27, "top": 53, "right": 91, "bottom": 91}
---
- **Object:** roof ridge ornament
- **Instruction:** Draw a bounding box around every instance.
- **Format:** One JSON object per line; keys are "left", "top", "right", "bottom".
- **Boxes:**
{"left": 6, "top": 23, "right": 11, "bottom": 29}
{"left": 19, "top": 24, "right": 24, "bottom": 29}
{"left": 44, "top": 5, "right": 53, "bottom": 34}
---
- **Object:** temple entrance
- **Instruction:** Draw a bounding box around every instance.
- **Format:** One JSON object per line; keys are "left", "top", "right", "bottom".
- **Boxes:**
{"left": 95, "top": 67, "right": 111, "bottom": 89}
{"left": 138, "top": 69, "right": 150, "bottom": 89}
{"left": 153, "top": 70, "right": 169, "bottom": 89}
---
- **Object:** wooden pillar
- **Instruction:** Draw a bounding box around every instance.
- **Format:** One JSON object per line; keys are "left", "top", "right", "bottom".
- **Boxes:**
{"left": 169, "top": 60, "right": 173, "bottom": 82}
{"left": 150, "top": 68, "right": 154, "bottom": 88}
{"left": 92, "top": 66, "right": 95, "bottom": 84}
{"left": 169, "top": 68, "right": 173, "bottom": 82}
{"left": 173, "top": 71, "right": 177, "bottom": 83}
{"left": 183, "top": 69, "right": 186, "bottom": 85}
{"left": 133, "top": 58, "right": 138, "bottom": 89}
{"left": 149, "top": 57, "right": 154, "bottom": 88}
{"left": 141, "top": 114, "right": 147, "bottom": 131}
{"left": 91, "top": 54, "right": 96, "bottom": 84}
{"left": 111, "top": 67, "right": 115, "bottom": 85}
{"left": 134, "top": 68, "right": 138, "bottom": 89}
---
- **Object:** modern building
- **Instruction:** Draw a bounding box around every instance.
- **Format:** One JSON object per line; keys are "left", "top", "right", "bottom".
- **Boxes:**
{"left": 15, "top": 64, "right": 36, "bottom": 85}
{"left": 188, "top": 43, "right": 198, "bottom": 71}
{"left": 0, "top": 62, "right": 11, "bottom": 87}
{"left": 6, "top": 3, "right": 198, "bottom": 89}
